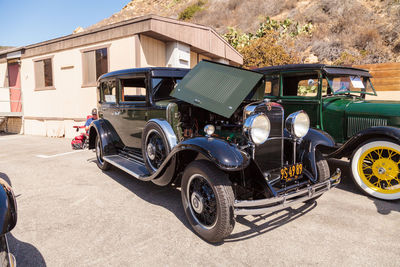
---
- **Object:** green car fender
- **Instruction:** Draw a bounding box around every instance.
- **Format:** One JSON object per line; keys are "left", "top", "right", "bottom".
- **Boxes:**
{"left": 328, "top": 126, "right": 400, "bottom": 159}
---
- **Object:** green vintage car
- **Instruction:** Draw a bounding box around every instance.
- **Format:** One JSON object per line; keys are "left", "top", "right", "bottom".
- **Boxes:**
{"left": 256, "top": 64, "right": 400, "bottom": 200}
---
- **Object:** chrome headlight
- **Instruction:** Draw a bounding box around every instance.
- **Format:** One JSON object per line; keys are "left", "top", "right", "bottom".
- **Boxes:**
{"left": 243, "top": 114, "right": 271, "bottom": 145}
{"left": 285, "top": 110, "right": 310, "bottom": 138}
{"left": 204, "top": 124, "right": 215, "bottom": 136}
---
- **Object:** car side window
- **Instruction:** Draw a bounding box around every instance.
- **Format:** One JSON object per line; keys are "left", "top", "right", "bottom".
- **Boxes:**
{"left": 282, "top": 72, "right": 319, "bottom": 97}
{"left": 264, "top": 75, "right": 279, "bottom": 96}
{"left": 120, "top": 78, "right": 146, "bottom": 102}
{"left": 152, "top": 78, "right": 181, "bottom": 101}
{"left": 102, "top": 80, "right": 117, "bottom": 103}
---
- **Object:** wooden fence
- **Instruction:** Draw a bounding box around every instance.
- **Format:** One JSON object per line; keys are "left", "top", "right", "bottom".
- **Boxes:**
{"left": 353, "top": 62, "right": 400, "bottom": 91}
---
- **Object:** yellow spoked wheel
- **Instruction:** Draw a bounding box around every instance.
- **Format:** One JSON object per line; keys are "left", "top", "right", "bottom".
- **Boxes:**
{"left": 351, "top": 140, "right": 400, "bottom": 200}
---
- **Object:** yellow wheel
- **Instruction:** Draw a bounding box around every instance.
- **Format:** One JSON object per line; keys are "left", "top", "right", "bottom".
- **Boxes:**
{"left": 351, "top": 140, "right": 400, "bottom": 200}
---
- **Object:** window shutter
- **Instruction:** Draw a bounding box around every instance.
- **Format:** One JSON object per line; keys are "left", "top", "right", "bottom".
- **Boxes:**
{"left": 34, "top": 60, "right": 45, "bottom": 88}
{"left": 83, "top": 50, "right": 96, "bottom": 85}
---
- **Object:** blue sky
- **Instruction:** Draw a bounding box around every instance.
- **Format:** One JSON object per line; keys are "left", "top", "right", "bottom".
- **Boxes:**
{"left": 0, "top": 0, "right": 130, "bottom": 47}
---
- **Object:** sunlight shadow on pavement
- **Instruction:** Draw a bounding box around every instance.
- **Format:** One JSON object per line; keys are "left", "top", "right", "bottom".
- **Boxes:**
{"left": 224, "top": 202, "right": 317, "bottom": 243}
{"left": 328, "top": 159, "right": 400, "bottom": 214}
{"left": 8, "top": 233, "right": 46, "bottom": 267}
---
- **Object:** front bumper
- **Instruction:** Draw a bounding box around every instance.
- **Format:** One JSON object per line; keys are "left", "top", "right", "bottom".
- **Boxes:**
{"left": 234, "top": 168, "right": 341, "bottom": 216}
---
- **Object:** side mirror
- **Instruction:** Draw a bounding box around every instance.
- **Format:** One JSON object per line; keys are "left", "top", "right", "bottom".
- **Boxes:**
{"left": 0, "top": 179, "right": 17, "bottom": 234}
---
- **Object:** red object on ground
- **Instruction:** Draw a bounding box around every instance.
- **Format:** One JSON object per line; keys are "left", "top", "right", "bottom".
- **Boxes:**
{"left": 71, "top": 115, "right": 93, "bottom": 149}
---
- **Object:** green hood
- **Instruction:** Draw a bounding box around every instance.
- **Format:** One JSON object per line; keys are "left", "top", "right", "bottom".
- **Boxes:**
{"left": 324, "top": 96, "right": 400, "bottom": 127}
{"left": 170, "top": 61, "right": 263, "bottom": 118}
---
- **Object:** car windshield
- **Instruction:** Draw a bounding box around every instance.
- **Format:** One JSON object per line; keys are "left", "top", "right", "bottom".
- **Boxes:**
{"left": 152, "top": 77, "right": 183, "bottom": 100}
{"left": 325, "top": 75, "right": 376, "bottom": 96}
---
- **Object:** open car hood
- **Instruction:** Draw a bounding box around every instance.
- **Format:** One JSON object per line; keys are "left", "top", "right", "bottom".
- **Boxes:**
{"left": 170, "top": 61, "right": 263, "bottom": 118}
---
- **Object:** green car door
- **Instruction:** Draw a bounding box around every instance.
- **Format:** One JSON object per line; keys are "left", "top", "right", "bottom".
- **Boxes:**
{"left": 273, "top": 71, "right": 323, "bottom": 128}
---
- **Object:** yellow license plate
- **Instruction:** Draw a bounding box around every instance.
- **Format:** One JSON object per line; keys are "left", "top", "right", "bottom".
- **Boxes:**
{"left": 280, "top": 163, "right": 303, "bottom": 181}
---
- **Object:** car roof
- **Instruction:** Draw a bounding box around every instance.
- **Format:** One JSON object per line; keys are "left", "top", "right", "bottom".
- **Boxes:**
{"left": 256, "top": 64, "right": 371, "bottom": 77}
{"left": 99, "top": 67, "right": 190, "bottom": 80}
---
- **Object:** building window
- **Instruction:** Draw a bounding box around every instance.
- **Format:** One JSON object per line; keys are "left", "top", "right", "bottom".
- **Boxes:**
{"left": 34, "top": 57, "right": 54, "bottom": 90}
{"left": 82, "top": 46, "right": 109, "bottom": 87}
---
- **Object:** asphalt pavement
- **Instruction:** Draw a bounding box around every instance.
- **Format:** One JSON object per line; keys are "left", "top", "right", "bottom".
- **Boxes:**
{"left": 0, "top": 134, "right": 399, "bottom": 266}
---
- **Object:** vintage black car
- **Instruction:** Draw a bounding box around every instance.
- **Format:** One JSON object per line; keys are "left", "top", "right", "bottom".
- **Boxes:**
{"left": 0, "top": 179, "right": 17, "bottom": 266}
{"left": 89, "top": 61, "right": 341, "bottom": 242}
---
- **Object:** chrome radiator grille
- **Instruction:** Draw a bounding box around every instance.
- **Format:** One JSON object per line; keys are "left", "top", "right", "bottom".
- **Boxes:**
{"left": 347, "top": 116, "right": 387, "bottom": 137}
{"left": 253, "top": 103, "right": 284, "bottom": 172}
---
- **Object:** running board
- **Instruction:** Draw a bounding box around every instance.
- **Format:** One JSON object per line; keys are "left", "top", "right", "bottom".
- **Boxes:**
{"left": 103, "top": 155, "right": 150, "bottom": 179}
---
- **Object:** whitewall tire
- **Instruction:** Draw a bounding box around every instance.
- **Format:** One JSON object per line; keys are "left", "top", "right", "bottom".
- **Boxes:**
{"left": 351, "top": 140, "right": 400, "bottom": 200}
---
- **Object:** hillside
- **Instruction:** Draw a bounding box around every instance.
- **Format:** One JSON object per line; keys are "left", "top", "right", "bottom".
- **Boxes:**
{"left": 86, "top": 0, "right": 400, "bottom": 65}
{"left": 0, "top": 46, "right": 13, "bottom": 52}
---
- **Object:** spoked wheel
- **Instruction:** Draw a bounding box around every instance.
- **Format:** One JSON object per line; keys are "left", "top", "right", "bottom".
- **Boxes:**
{"left": 142, "top": 122, "right": 171, "bottom": 174}
{"left": 95, "top": 135, "right": 110, "bottom": 170}
{"left": 351, "top": 140, "right": 400, "bottom": 200}
{"left": 145, "top": 130, "right": 167, "bottom": 171}
{"left": 181, "top": 160, "right": 234, "bottom": 243}
{"left": 187, "top": 175, "right": 218, "bottom": 228}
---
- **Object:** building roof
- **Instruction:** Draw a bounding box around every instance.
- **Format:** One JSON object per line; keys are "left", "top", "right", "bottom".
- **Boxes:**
{"left": 0, "top": 15, "right": 242, "bottom": 65}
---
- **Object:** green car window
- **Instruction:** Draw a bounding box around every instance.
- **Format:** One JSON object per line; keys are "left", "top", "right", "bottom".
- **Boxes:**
{"left": 281, "top": 72, "right": 319, "bottom": 97}
{"left": 326, "top": 76, "right": 377, "bottom": 96}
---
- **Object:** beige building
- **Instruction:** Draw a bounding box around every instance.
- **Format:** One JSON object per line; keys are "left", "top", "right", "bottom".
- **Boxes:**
{"left": 0, "top": 15, "right": 242, "bottom": 138}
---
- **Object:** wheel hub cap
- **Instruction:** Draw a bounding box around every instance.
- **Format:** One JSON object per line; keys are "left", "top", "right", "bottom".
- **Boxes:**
{"left": 191, "top": 192, "right": 204, "bottom": 214}
{"left": 147, "top": 143, "right": 156, "bottom": 160}
{"left": 372, "top": 158, "right": 398, "bottom": 181}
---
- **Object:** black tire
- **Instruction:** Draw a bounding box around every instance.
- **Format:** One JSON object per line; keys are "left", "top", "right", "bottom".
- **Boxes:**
{"left": 95, "top": 135, "right": 111, "bottom": 171}
{"left": 142, "top": 122, "right": 171, "bottom": 174}
{"left": 305, "top": 150, "right": 330, "bottom": 203}
{"left": 181, "top": 160, "right": 235, "bottom": 243}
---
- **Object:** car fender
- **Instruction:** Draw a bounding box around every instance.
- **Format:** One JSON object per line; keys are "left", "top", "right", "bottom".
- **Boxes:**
{"left": 328, "top": 126, "right": 400, "bottom": 159}
{"left": 143, "top": 137, "right": 251, "bottom": 185}
{"left": 298, "top": 128, "right": 336, "bottom": 181}
{"left": 88, "top": 119, "right": 123, "bottom": 156}
{"left": 0, "top": 179, "right": 17, "bottom": 234}
{"left": 147, "top": 123, "right": 251, "bottom": 185}
{"left": 173, "top": 137, "right": 251, "bottom": 171}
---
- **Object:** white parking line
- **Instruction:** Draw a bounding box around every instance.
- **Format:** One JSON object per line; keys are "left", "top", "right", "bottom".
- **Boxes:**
{"left": 0, "top": 136, "right": 23, "bottom": 141}
{"left": 36, "top": 150, "right": 85, "bottom": 158}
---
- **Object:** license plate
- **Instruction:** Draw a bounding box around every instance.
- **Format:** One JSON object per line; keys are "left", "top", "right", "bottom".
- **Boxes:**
{"left": 280, "top": 163, "right": 303, "bottom": 181}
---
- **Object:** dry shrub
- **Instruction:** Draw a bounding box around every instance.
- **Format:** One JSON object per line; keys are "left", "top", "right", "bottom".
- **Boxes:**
{"left": 393, "top": 42, "right": 400, "bottom": 53}
{"left": 354, "top": 29, "right": 380, "bottom": 50}
{"left": 192, "top": 0, "right": 298, "bottom": 33}
{"left": 178, "top": 0, "right": 206, "bottom": 21}
{"left": 239, "top": 31, "right": 299, "bottom": 68}
{"left": 333, "top": 51, "right": 361, "bottom": 65}
{"left": 227, "top": 0, "right": 241, "bottom": 11}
